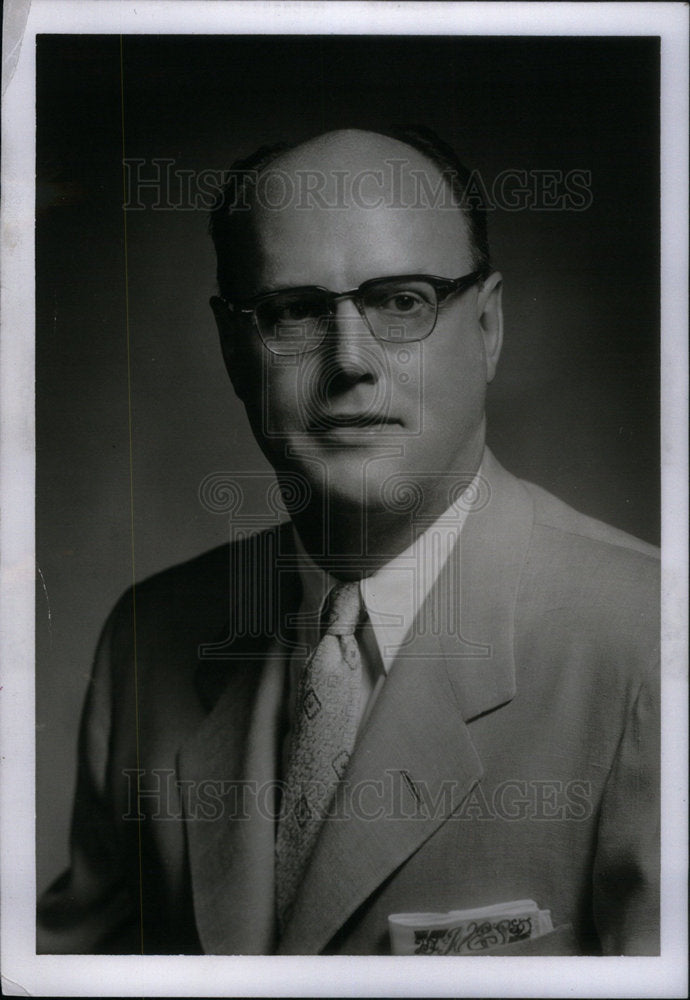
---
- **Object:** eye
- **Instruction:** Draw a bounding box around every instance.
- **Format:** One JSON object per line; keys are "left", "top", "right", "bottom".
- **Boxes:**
{"left": 384, "top": 292, "right": 424, "bottom": 313}
{"left": 280, "top": 300, "right": 315, "bottom": 321}
{"left": 364, "top": 278, "right": 436, "bottom": 317}
{"left": 262, "top": 294, "right": 323, "bottom": 327}
{"left": 372, "top": 286, "right": 433, "bottom": 318}
{"left": 275, "top": 299, "right": 316, "bottom": 323}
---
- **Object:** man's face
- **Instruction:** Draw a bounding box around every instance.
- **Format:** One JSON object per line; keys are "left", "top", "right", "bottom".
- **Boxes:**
{"left": 215, "top": 131, "right": 502, "bottom": 523}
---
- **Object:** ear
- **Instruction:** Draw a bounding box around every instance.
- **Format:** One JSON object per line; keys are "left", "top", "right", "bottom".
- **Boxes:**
{"left": 476, "top": 271, "right": 503, "bottom": 383}
{"left": 210, "top": 295, "right": 250, "bottom": 400}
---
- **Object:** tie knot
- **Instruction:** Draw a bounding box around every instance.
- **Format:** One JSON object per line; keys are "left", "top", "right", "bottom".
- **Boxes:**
{"left": 323, "top": 581, "right": 362, "bottom": 636}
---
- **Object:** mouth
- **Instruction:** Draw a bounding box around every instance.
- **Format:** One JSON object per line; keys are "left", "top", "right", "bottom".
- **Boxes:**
{"left": 308, "top": 411, "right": 401, "bottom": 431}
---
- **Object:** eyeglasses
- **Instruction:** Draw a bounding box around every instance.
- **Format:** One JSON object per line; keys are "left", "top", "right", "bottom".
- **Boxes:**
{"left": 222, "top": 268, "right": 489, "bottom": 356}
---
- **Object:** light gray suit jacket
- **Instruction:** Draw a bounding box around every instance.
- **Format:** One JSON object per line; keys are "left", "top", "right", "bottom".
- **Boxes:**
{"left": 38, "top": 451, "right": 660, "bottom": 955}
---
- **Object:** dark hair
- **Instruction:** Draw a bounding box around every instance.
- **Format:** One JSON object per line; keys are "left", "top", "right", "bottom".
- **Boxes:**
{"left": 209, "top": 126, "right": 491, "bottom": 296}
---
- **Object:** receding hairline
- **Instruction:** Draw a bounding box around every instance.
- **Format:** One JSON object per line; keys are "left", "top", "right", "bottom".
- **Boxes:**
{"left": 243, "top": 128, "right": 471, "bottom": 218}
{"left": 209, "top": 125, "right": 492, "bottom": 294}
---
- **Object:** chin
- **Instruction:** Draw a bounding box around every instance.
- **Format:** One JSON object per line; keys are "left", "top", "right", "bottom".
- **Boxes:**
{"left": 332, "top": 463, "right": 419, "bottom": 517}
{"left": 281, "top": 452, "right": 379, "bottom": 511}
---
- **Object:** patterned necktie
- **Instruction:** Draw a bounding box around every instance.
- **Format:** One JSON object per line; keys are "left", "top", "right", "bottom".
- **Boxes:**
{"left": 275, "top": 580, "right": 364, "bottom": 930}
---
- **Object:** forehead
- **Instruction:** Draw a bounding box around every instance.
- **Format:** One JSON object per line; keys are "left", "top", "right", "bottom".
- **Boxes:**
{"left": 242, "top": 130, "right": 472, "bottom": 291}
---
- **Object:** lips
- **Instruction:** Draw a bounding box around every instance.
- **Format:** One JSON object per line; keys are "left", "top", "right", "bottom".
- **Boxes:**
{"left": 309, "top": 411, "right": 400, "bottom": 429}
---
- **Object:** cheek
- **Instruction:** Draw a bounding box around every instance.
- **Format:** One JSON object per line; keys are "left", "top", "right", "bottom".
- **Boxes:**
{"left": 241, "top": 353, "right": 306, "bottom": 441}
{"left": 420, "top": 325, "right": 487, "bottom": 419}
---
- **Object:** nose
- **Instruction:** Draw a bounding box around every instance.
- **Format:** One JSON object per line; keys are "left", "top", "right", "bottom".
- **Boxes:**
{"left": 325, "top": 298, "right": 379, "bottom": 387}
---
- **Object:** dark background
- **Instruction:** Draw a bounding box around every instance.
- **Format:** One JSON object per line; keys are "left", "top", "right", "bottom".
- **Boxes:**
{"left": 36, "top": 34, "right": 660, "bottom": 892}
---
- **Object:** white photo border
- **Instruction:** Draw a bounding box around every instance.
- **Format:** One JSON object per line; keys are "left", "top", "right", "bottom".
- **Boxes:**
{"left": 1, "top": 1, "right": 687, "bottom": 996}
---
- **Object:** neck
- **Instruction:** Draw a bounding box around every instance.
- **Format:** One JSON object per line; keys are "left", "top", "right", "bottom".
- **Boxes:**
{"left": 291, "top": 506, "right": 417, "bottom": 580}
{"left": 289, "top": 444, "right": 484, "bottom": 579}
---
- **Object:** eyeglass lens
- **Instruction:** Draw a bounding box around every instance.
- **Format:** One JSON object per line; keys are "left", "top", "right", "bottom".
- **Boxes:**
{"left": 256, "top": 278, "right": 439, "bottom": 354}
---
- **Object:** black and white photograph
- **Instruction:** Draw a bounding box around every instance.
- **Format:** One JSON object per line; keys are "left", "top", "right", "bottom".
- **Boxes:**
{"left": 1, "top": 1, "right": 687, "bottom": 996}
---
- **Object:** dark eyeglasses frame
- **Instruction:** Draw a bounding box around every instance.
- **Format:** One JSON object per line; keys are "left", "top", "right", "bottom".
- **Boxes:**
{"left": 221, "top": 267, "right": 490, "bottom": 350}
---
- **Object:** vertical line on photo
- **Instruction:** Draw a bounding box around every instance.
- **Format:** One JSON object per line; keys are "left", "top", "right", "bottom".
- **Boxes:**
{"left": 119, "top": 33, "right": 145, "bottom": 957}
{"left": 319, "top": 41, "right": 326, "bottom": 131}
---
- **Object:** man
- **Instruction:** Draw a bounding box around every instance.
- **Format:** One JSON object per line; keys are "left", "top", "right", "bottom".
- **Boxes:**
{"left": 38, "top": 127, "right": 659, "bottom": 956}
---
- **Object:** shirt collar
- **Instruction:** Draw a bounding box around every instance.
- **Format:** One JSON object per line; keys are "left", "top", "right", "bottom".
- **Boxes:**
{"left": 292, "top": 458, "right": 482, "bottom": 672}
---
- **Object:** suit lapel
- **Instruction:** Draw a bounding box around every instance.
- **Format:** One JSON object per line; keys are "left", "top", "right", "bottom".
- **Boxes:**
{"left": 277, "top": 632, "right": 484, "bottom": 954}
{"left": 178, "top": 647, "right": 285, "bottom": 954}
{"left": 440, "top": 447, "right": 535, "bottom": 721}
{"left": 178, "top": 524, "right": 300, "bottom": 954}
{"left": 278, "top": 450, "right": 535, "bottom": 953}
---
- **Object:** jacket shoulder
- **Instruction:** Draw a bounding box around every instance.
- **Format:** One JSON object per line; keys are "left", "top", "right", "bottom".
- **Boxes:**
{"left": 522, "top": 478, "right": 659, "bottom": 562}
{"left": 103, "top": 523, "right": 292, "bottom": 659}
{"left": 115, "top": 523, "right": 290, "bottom": 616}
{"left": 513, "top": 477, "right": 659, "bottom": 681}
